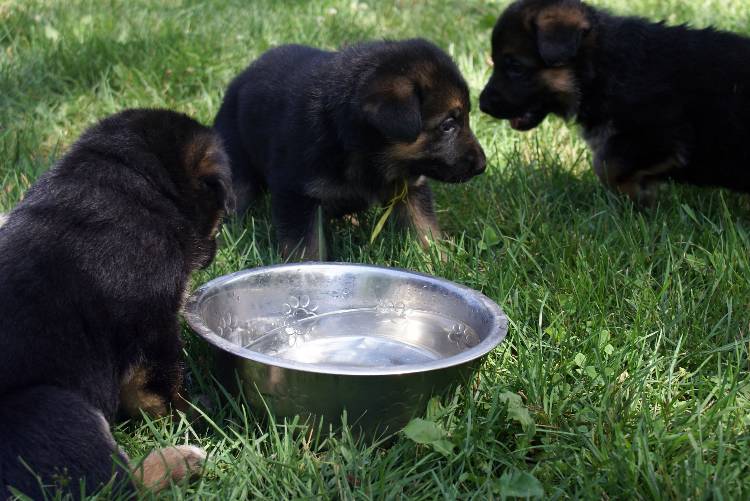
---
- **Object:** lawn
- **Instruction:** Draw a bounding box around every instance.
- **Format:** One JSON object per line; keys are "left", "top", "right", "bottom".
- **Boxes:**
{"left": 2, "top": 0, "right": 750, "bottom": 498}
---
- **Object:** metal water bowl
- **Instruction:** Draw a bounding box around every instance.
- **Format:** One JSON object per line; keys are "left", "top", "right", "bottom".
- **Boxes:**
{"left": 184, "top": 263, "right": 508, "bottom": 435}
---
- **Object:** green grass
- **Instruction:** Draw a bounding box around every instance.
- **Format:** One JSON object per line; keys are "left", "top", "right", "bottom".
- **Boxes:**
{"left": 2, "top": 0, "right": 750, "bottom": 498}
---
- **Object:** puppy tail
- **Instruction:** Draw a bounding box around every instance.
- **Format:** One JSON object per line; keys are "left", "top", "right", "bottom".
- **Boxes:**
{"left": 0, "top": 386, "right": 134, "bottom": 499}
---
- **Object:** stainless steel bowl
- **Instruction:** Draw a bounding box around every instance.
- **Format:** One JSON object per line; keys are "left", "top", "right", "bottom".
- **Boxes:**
{"left": 184, "top": 263, "right": 508, "bottom": 435}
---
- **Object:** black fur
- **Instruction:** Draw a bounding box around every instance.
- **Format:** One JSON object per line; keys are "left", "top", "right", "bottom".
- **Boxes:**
{"left": 214, "top": 38, "right": 486, "bottom": 259}
{"left": 0, "top": 109, "right": 232, "bottom": 498}
{"left": 480, "top": 0, "right": 750, "bottom": 202}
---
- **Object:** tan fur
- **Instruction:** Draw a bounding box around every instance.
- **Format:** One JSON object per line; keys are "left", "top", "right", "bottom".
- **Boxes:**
{"left": 446, "top": 97, "right": 463, "bottom": 111}
{"left": 622, "top": 157, "right": 680, "bottom": 204}
{"left": 209, "top": 213, "right": 223, "bottom": 239}
{"left": 594, "top": 153, "right": 682, "bottom": 205}
{"left": 185, "top": 135, "right": 229, "bottom": 188}
{"left": 386, "top": 133, "right": 429, "bottom": 161}
{"left": 410, "top": 61, "right": 438, "bottom": 89}
{"left": 197, "top": 145, "right": 221, "bottom": 177}
{"left": 390, "top": 76, "right": 414, "bottom": 100}
{"left": 394, "top": 180, "right": 442, "bottom": 248}
{"left": 588, "top": 121, "right": 686, "bottom": 204}
{"left": 405, "top": 197, "right": 442, "bottom": 246}
{"left": 364, "top": 75, "right": 415, "bottom": 110}
{"left": 536, "top": 5, "right": 591, "bottom": 32}
{"left": 119, "top": 366, "right": 168, "bottom": 418}
{"left": 132, "top": 445, "right": 206, "bottom": 493}
{"left": 540, "top": 67, "right": 577, "bottom": 94}
{"left": 185, "top": 135, "right": 230, "bottom": 236}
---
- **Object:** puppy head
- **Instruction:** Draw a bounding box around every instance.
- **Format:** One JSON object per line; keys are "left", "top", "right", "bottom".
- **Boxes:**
{"left": 113, "top": 109, "right": 235, "bottom": 269}
{"left": 358, "top": 39, "right": 486, "bottom": 183}
{"left": 479, "top": 0, "right": 593, "bottom": 131}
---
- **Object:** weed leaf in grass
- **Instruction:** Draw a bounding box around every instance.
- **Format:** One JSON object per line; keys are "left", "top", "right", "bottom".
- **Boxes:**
{"left": 402, "top": 418, "right": 455, "bottom": 457}
{"left": 498, "top": 392, "right": 535, "bottom": 435}
{"left": 370, "top": 181, "right": 408, "bottom": 244}
{"left": 574, "top": 353, "right": 586, "bottom": 368}
{"left": 496, "top": 470, "right": 544, "bottom": 499}
{"left": 370, "top": 203, "right": 395, "bottom": 244}
{"left": 479, "top": 225, "right": 502, "bottom": 251}
{"left": 44, "top": 24, "right": 60, "bottom": 42}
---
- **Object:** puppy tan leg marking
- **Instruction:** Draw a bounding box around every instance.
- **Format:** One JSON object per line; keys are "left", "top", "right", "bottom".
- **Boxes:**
{"left": 405, "top": 198, "right": 442, "bottom": 247}
{"left": 280, "top": 205, "right": 327, "bottom": 262}
{"left": 593, "top": 156, "right": 650, "bottom": 204}
{"left": 394, "top": 180, "right": 442, "bottom": 247}
{"left": 342, "top": 214, "right": 360, "bottom": 227}
{"left": 594, "top": 155, "right": 679, "bottom": 206}
{"left": 132, "top": 445, "right": 206, "bottom": 493}
{"left": 119, "top": 366, "right": 169, "bottom": 418}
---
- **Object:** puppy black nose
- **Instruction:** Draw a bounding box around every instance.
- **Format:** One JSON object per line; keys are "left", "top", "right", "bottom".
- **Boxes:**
{"left": 465, "top": 146, "right": 486, "bottom": 176}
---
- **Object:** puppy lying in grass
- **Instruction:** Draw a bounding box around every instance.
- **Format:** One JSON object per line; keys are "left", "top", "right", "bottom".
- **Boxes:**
{"left": 214, "top": 38, "right": 486, "bottom": 260}
{"left": 0, "top": 109, "right": 234, "bottom": 498}
{"left": 480, "top": 0, "right": 750, "bottom": 204}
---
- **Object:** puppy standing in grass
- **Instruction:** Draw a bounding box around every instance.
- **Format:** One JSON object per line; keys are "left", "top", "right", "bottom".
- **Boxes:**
{"left": 479, "top": 0, "right": 750, "bottom": 204}
{"left": 0, "top": 110, "right": 234, "bottom": 498}
{"left": 214, "top": 38, "right": 487, "bottom": 260}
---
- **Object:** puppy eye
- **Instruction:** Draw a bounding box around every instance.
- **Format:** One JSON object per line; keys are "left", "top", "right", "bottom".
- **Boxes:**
{"left": 503, "top": 55, "right": 525, "bottom": 78}
{"left": 440, "top": 117, "right": 458, "bottom": 133}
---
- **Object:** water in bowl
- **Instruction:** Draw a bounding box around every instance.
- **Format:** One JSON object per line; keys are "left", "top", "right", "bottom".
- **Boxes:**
{"left": 227, "top": 307, "right": 480, "bottom": 369}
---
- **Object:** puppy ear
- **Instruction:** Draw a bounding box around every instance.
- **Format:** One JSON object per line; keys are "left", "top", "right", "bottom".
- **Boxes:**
{"left": 189, "top": 137, "right": 237, "bottom": 215}
{"left": 535, "top": 5, "right": 591, "bottom": 67}
{"left": 361, "top": 76, "right": 422, "bottom": 143}
{"left": 202, "top": 172, "right": 236, "bottom": 215}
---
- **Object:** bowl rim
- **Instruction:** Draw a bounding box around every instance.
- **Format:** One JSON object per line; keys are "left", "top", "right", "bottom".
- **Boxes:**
{"left": 183, "top": 262, "right": 509, "bottom": 376}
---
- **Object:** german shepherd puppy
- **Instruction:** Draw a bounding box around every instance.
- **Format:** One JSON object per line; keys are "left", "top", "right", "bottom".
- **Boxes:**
{"left": 479, "top": 0, "right": 750, "bottom": 203}
{"left": 214, "top": 39, "right": 486, "bottom": 260}
{"left": 0, "top": 109, "right": 234, "bottom": 498}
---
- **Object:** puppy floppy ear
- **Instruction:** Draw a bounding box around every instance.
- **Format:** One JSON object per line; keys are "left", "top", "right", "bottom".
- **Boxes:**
{"left": 189, "top": 137, "right": 237, "bottom": 215}
{"left": 202, "top": 172, "right": 236, "bottom": 215}
{"left": 534, "top": 4, "right": 591, "bottom": 67}
{"left": 361, "top": 75, "right": 422, "bottom": 143}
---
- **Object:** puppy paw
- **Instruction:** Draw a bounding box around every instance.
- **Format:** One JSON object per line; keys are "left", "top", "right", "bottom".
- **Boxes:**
{"left": 133, "top": 445, "right": 206, "bottom": 493}
{"left": 342, "top": 213, "right": 361, "bottom": 227}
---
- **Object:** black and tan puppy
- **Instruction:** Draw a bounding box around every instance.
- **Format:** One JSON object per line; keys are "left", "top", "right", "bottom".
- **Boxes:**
{"left": 480, "top": 0, "right": 750, "bottom": 203}
{"left": 0, "top": 109, "right": 234, "bottom": 498}
{"left": 214, "top": 39, "right": 486, "bottom": 260}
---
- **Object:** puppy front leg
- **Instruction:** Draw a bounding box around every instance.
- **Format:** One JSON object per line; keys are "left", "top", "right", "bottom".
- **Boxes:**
{"left": 393, "top": 181, "right": 442, "bottom": 248}
{"left": 272, "top": 191, "right": 328, "bottom": 261}
{"left": 119, "top": 333, "right": 187, "bottom": 420}
{"left": 594, "top": 132, "right": 685, "bottom": 206}
{"left": 119, "top": 365, "right": 188, "bottom": 420}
